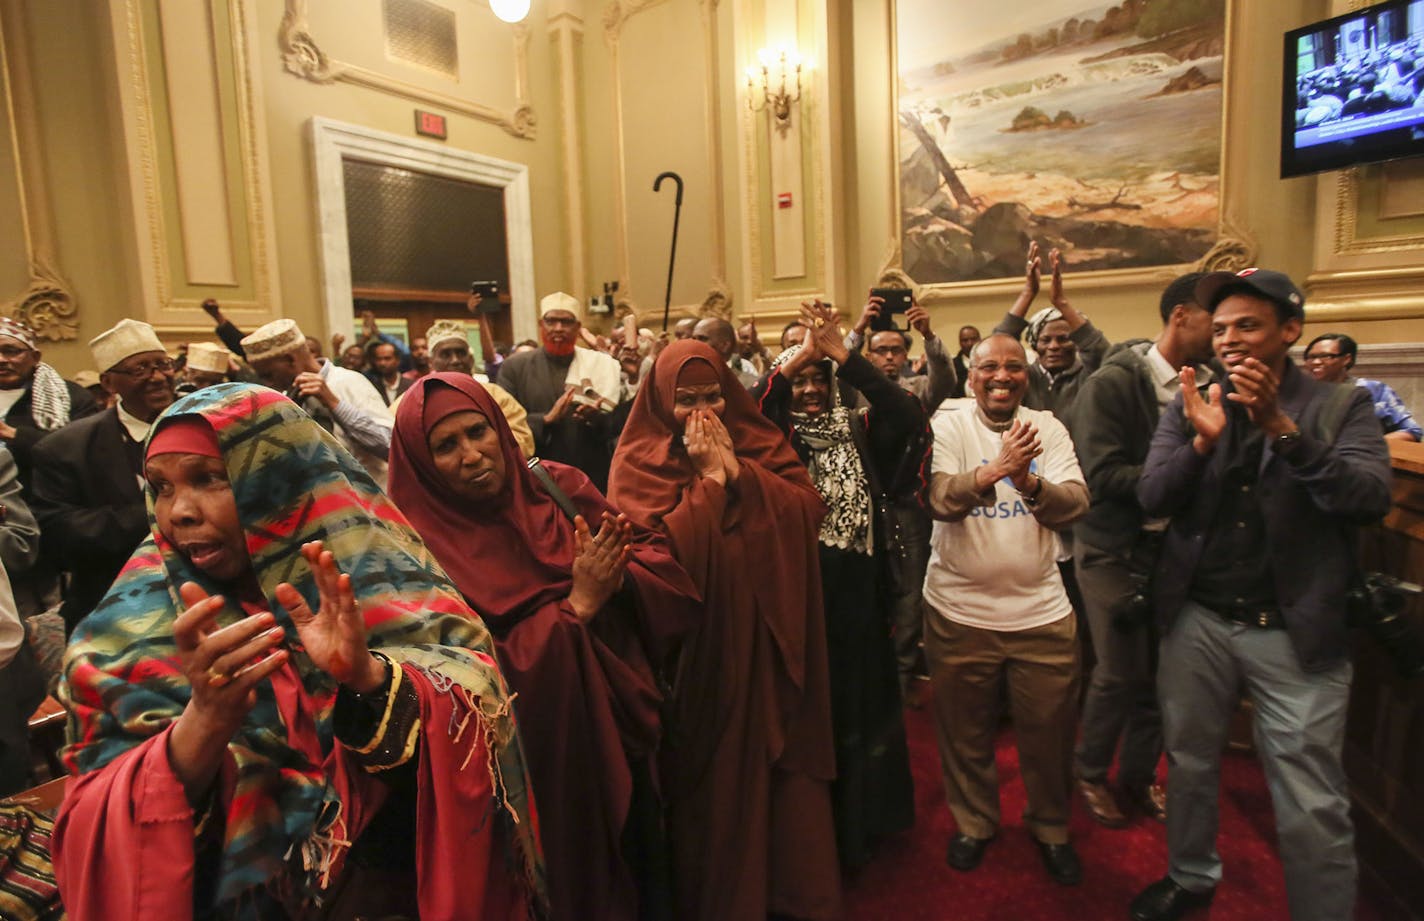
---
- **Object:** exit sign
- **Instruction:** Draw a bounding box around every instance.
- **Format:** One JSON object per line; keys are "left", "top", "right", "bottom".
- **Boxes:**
{"left": 415, "top": 110, "right": 447, "bottom": 140}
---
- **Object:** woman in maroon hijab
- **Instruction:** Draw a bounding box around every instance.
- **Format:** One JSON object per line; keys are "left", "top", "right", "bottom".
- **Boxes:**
{"left": 608, "top": 340, "right": 842, "bottom": 921}
{"left": 388, "top": 373, "right": 701, "bottom": 921}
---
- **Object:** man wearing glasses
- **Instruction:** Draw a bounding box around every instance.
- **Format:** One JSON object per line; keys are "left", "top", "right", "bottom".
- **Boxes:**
{"left": 1303, "top": 333, "right": 1421, "bottom": 441}
{"left": 32, "top": 319, "right": 177, "bottom": 632}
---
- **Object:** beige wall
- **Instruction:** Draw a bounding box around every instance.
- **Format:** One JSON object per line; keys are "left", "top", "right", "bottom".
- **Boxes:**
{"left": 3, "top": 0, "right": 1421, "bottom": 379}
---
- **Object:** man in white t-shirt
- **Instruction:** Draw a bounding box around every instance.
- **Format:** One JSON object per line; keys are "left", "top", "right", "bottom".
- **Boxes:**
{"left": 923, "top": 332, "right": 1090, "bottom": 886}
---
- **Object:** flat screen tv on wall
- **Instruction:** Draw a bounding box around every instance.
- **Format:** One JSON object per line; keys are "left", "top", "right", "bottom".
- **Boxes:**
{"left": 1283, "top": 0, "right": 1424, "bottom": 178}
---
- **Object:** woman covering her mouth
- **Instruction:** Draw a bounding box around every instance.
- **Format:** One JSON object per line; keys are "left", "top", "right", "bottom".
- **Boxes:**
{"left": 387, "top": 373, "right": 701, "bottom": 921}
{"left": 53, "top": 382, "right": 545, "bottom": 921}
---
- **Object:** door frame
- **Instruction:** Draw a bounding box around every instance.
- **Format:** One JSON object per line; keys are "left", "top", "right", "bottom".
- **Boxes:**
{"left": 308, "top": 116, "right": 537, "bottom": 343}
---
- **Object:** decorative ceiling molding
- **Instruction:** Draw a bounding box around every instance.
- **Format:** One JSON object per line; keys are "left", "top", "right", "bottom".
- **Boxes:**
{"left": 0, "top": 0, "right": 78, "bottom": 340}
{"left": 280, "top": 0, "right": 535, "bottom": 139}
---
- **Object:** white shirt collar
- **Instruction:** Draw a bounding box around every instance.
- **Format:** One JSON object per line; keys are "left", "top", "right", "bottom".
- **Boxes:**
{"left": 1145, "top": 344, "right": 1180, "bottom": 390}
{"left": 115, "top": 399, "right": 155, "bottom": 443}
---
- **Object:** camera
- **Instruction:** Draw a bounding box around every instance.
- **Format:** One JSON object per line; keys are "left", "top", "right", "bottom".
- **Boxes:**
{"left": 470, "top": 281, "right": 502, "bottom": 315}
{"left": 868, "top": 287, "right": 913, "bottom": 333}
{"left": 1348, "top": 572, "right": 1424, "bottom": 679}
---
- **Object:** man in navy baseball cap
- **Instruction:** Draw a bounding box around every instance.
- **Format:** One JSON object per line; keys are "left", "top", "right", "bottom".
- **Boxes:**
{"left": 1194, "top": 267, "right": 1306, "bottom": 322}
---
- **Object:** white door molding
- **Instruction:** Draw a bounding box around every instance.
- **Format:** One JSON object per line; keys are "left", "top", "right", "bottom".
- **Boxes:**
{"left": 308, "top": 116, "right": 537, "bottom": 342}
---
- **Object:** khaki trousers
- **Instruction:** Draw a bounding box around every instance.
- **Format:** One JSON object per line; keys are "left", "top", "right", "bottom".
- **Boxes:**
{"left": 924, "top": 612, "right": 1080, "bottom": 844}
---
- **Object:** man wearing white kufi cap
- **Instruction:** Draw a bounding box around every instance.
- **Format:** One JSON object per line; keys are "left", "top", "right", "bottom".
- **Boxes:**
{"left": 497, "top": 292, "right": 623, "bottom": 490}
{"left": 0, "top": 316, "right": 100, "bottom": 489}
{"left": 393, "top": 320, "right": 535, "bottom": 458}
{"left": 31, "top": 318, "right": 178, "bottom": 631}
{"left": 240, "top": 317, "right": 394, "bottom": 488}
{"left": 178, "top": 342, "right": 232, "bottom": 394}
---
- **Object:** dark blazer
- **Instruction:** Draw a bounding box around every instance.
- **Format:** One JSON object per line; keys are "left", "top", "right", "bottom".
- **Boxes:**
{"left": 31, "top": 408, "right": 148, "bottom": 631}
{"left": 1137, "top": 361, "right": 1392, "bottom": 671}
{"left": 3, "top": 378, "right": 99, "bottom": 490}
{"left": 1072, "top": 341, "right": 1159, "bottom": 553}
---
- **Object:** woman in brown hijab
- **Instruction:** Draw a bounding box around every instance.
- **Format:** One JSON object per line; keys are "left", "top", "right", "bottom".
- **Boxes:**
{"left": 608, "top": 340, "right": 842, "bottom": 921}
{"left": 388, "top": 373, "right": 702, "bottom": 921}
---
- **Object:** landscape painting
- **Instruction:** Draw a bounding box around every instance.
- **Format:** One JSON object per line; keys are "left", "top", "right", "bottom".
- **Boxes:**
{"left": 895, "top": 0, "right": 1227, "bottom": 283}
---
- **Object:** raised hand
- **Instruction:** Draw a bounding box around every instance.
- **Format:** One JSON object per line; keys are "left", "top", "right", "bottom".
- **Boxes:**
{"left": 275, "top": 541, "right": 384, "bottom": 693}
{"left": 1049, "top": 248, "right": 1068, "bottom": 309}
{"left": 1226, "top": 357, "right": 1291, "bottom": 435}
{"left": 1181, "top": 365, "right": 1227, "bottom": 455}
{"left": 855, "top": 294, "right": 884, "bottom": 336}
{"left": 1012, "top": 242, "right": 1042, "bottom": 316}
{"left": 800, "top": 299, "right": 848, "bottom": 363}
{"left": 169, "top": 581, "right": 289, "bottom": 801}
{"left": 907, "top": 302, "right": 933, "bottom": 338}
{"left": 685, "top": 409, "right": 726, "bottom": 487}
{"left": 569, "top": 512, "right": 632, "bottom": 622}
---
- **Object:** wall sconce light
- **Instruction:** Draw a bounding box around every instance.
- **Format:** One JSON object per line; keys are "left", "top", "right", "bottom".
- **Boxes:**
{"left": 488, "top": 0, "right": 530, "bottom": 23}
{"left": 746, "top": 47, "right": 808, "bottom": 132}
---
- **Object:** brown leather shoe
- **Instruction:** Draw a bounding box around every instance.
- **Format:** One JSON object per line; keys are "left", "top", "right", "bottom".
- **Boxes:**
{"left": 1077, "top": 778, "right": 1128, "bottom": 828}
{"left": 1124, "top": 782, "right": 1167, "bottom": 822}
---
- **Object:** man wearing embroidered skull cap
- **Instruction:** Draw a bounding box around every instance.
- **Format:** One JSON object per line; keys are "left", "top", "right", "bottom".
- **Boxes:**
{"left": 388, "top": 320, "right": 535, "bottom": 459}
{"left": 177, "top": 342, "right": 233, "bottom": 395}
{"left": 31, "top": 318, "right": 176, "bottom": 631}
{"left": 0, "top": 317, "right": 99, "bottom": 489}
{"left": 241, "top": 318, "right": 394, "bottom": 489}
{"left": 1131, "top": 268, "right": 1392, "bottom": 921}
{"left": 498, "top": 293, "right": 623, "bottom": 490}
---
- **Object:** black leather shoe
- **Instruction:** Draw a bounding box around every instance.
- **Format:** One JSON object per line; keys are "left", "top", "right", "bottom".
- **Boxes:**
{"left": 1034, "top": 839, "right": 1083, "bottom": 886}
{"left": 1129, "top": 876, "right": 1214, "bottom": 921}
{"left": 944, "top": 832, "right": 994, "bottom": 871}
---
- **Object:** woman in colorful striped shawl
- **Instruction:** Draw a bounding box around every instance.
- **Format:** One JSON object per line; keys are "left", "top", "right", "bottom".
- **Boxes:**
{"left": 52, "top": 383, "right": 546, "bottom": 921}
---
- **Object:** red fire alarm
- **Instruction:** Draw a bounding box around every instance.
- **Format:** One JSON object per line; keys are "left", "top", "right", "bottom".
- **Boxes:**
{"left": 415, "top": 110, "right": 448, "bottom": 140}
{"left": 777, "top": 192, "right": 793, "bottom": 209}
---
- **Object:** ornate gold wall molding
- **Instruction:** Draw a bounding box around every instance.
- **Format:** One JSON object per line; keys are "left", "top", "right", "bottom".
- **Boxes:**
{"left": 1331, "top": 168, "right": 1424, "bottom": 256}
{"left": 0, "top": 1, "right": 78, "bottom": 340}
{"left": 280, "top": 0, "right": 535, "bottom": 139}
{"left": 110, "top": 0, "right": 281, "bottom": 326}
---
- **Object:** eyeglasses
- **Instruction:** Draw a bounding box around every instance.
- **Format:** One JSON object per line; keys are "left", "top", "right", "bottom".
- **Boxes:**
{"left": 0, "top": 346, "right": 34, "bottom": 360}
{"left": 868, "top": 346, "right": 907, "bottom": 357}
{"left": 108, "top": 358, "right": 176, "bottom": 378}
{"left": 1303, "top": 352, "right": 1346, "bottom": 362}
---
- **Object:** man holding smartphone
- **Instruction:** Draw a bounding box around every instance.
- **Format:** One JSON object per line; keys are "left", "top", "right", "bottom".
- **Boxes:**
{"left": 844, "top": 287, "right": 956, "bottom": 700}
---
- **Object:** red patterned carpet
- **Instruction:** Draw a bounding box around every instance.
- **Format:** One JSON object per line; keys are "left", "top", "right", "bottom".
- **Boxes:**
{"left": 842, "top": 705, "right": 1389, "bottom": 921}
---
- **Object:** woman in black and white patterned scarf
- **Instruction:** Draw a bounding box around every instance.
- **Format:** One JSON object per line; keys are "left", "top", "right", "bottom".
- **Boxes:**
{"left": 752, "top": 299, "right": 925, "bottom": 871}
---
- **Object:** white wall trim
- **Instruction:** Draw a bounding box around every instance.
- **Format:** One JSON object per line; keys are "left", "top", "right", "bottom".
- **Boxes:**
{"left": 308, "top": 116, "right": 538, "bottom": 342}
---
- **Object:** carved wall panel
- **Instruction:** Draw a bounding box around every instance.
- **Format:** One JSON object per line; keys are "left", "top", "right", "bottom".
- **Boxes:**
{"left": 107, "top": 0, "right": 281, "bottom": 331}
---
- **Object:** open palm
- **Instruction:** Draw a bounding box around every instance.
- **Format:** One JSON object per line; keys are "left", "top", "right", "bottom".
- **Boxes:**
{"left": 274, "top": 541, "right": 383, "bottom": 692}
